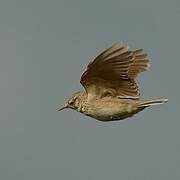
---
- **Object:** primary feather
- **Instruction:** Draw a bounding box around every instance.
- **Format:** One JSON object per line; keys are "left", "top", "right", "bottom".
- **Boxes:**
{"left": 80, "top": 43, "right": 150, "bottom": 100}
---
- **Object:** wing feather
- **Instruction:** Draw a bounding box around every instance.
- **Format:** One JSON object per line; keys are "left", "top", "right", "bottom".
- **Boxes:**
{"left": 80, "top": 43, "right": 150, "bottom": 99}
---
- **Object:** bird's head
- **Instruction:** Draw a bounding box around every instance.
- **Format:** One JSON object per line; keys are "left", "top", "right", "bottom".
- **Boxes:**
{"left": 58, "top": 91, "right": 81, "bottom": 111}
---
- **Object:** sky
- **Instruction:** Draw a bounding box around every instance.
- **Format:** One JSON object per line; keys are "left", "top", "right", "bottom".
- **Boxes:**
{"left": 0, "top": 0, "right": 180, "bottom": 179}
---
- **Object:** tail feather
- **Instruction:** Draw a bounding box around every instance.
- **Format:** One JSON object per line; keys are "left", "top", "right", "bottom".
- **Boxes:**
{"left": 137, "top": 98, "right": 168, "bottom": 108}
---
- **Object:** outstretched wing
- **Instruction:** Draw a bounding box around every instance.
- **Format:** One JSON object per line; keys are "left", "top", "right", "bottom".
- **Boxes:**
{"left": 80, "top": 43, "right": 150, "bottom": 100}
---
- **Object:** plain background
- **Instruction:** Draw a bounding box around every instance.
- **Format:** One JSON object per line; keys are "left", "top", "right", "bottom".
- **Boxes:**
{"left": 0, "top": 0, "right": 179, "bottom": 179}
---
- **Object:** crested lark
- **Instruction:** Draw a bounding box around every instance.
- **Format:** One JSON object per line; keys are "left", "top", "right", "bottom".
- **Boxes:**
{"left": 58, "top": 43, "right": 168, "bottom": 121}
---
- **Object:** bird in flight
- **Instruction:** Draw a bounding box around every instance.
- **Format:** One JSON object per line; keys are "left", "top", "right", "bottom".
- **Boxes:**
{"left": 58, "top": 43, "right": 168, "bottom": 121}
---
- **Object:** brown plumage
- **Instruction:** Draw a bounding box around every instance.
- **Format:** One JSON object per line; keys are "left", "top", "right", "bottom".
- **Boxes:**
{"left": 80, "top": 43, "right": 149, "bottom": 99}
{"left": 59, "top": 43, "right": 168, "bottom": 121}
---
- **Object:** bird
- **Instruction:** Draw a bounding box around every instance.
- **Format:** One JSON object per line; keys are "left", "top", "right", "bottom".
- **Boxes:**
{"left": 58, "top": 43, "right": 168, "bottom": 121}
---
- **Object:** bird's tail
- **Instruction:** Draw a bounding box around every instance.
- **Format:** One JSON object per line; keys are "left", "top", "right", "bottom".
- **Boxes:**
{"left": 136, "top": 98, "right": 168, "bottom": 108}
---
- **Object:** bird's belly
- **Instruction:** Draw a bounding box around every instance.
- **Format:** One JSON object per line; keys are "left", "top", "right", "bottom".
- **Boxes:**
{"left": 87, "top": 103, "right": 136, "bottom": 121}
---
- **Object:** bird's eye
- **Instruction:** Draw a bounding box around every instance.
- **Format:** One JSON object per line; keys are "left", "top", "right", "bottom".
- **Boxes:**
{"left": 69, "top": 101, "right": 74, "bottom": 105}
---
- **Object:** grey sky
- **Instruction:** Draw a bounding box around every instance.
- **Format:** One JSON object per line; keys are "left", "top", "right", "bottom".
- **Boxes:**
{"left": 0, "top": 0, "right": 179, "bottom": 179}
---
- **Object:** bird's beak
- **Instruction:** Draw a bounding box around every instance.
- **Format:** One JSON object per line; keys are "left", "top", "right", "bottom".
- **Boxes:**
{"left": 57, "top": 104, "right": 68, "bottom": 111}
